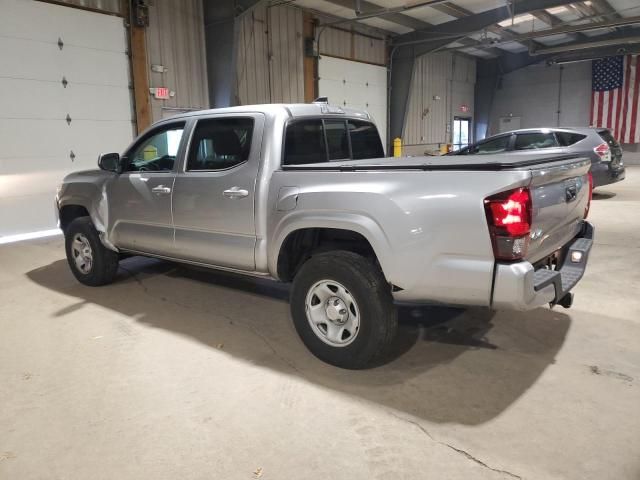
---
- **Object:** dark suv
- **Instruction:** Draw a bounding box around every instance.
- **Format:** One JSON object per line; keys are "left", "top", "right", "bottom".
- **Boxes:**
{"left": 453, "top": 127, "right": 625, "bottom": 187}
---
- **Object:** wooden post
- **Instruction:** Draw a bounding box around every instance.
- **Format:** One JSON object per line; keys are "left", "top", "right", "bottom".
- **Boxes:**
{"left": 303, "top": 12, "right": 317, "bottom": 103}
{"left": 127, "top": 2, "right": 152, "bottom": 133}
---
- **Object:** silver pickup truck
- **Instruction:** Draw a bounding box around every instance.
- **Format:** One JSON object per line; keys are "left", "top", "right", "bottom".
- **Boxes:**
{"left": 56, "top": 102, "right": 594, "bottom": 368}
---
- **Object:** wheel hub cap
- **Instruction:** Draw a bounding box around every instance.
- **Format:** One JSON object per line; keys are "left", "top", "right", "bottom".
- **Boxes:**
{"left": 305, "top": 280, "right": 360, "bottom": 347}
{"left": 71, "top": 233, "right": 93, "bottom": 274}
{"left": 325, "top": 297, "right": 348, "bottom": 325}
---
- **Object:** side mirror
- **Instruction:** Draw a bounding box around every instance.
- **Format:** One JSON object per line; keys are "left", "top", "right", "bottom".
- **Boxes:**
{"left": 98, "top": 153, "right": 121, "bottom": 173}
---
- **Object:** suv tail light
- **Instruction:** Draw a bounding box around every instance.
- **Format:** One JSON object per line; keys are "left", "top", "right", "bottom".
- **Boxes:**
{"left": 585, "top": 172, "right": 593, "bottom": 219}
{"left": 484, "top": 187, "right": 532, "bottom": 261}
{"left": 594, "top": 142, "right": 611, "bottom": 162}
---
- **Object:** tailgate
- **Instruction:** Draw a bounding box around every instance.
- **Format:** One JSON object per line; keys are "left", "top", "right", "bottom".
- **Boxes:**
{"left": 526, "top": 157, "right": 591, "bottom": 263}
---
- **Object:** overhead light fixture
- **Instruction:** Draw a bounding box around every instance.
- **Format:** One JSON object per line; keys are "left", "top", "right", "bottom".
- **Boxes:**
{"left": 546, "top": 6, "right": 567, "bottom": 14}
{"left": 498, "top": 13, "right": 535, "bottom": 27}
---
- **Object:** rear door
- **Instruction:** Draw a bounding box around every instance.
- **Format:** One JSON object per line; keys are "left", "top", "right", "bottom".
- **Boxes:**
{"left": 171, "top": 114, "right": 264, "bottom": 270}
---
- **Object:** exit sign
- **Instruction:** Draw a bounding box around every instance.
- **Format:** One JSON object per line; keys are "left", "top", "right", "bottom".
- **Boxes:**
{"left": 460, "top": 104, "right": 469, "bottom": 113}
{"left": 153, "top": 87, "right": 170, "bottom": 99}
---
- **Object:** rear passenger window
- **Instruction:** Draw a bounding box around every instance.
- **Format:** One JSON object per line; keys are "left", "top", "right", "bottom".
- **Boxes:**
{"left": 283, "top": 118, "right": 384, "bottom": 165}
{"left": 556, "top": 132, "right": 587, "bottom": 146}
{"left": 187, "top": 118, "right": 254, "bottom": 171}
{"left": 514, "top": 133, "right": 558, "bottom": 150}
{"left": 325, "top": 120, "right": 350, "bottom": 160}
{"left": 284, "top": 120, "right": 326, "bottom": 165}
{"left": 349, "top": 120, "right": 384, "bottom": 159}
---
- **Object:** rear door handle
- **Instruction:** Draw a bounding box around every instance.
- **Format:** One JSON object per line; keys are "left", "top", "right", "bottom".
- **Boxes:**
{"left": 151, "top": 185, "right": 172, "bottom": 195}
{"left": 223, "top": 187, "right": 249, "bottom": 199}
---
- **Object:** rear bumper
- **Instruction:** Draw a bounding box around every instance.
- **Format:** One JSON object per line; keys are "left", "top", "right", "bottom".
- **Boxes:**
{"left": 592, "top": 161, "right": 625, "bottom": 187}
{"left": 491, "top": 222, "right": 594, "bottom": 310}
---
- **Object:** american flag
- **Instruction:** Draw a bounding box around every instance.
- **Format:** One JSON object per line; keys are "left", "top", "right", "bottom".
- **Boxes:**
{"left": 591, "top": 55, "right": 640, "bottom": 143}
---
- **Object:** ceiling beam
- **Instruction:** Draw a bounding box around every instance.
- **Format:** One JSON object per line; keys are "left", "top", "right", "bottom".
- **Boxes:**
{"left": 530, "top": 9, "right": 586, "bottom": 41}
{"left": 440, "top": 14, "right": 640, "bottom": 53}
{"left": 389, "top": 0, "right": 579, "bottom": 141}
{"left": 529, "top": 29, "right": 640, "bottom": 55}
{"left": 391, "top": 0, "right": 577, "bottom": 53}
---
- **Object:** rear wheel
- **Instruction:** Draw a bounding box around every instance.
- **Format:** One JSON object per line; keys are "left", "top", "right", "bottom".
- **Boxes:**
{"left": 290, "top": 251, "right": 397, "bottom": 369}
{"left": 64, "top": 217, "right": 119, "bottom": 286}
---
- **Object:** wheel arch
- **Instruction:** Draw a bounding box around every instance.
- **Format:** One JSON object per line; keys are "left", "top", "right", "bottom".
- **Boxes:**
{"left": 270, "top": 213, "right": 394, "bottom": 283}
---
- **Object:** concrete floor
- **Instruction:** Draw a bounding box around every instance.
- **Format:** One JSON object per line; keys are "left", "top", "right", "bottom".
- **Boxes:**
{"left": 1, "top": 169, "right": 639, "bottom": 480}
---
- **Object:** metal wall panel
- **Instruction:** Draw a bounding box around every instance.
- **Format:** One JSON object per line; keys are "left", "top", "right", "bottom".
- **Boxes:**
{"left": 145, "top": 0, "right": 209, "bottom": 122}
{"left": 403, "top": 52, "right": 476, "bottom": 146}
{"left": 320, "top": 26, "right": 386, "bottom": 65}
{"left": 235, "top": 4, "right": 304, "bottom": 105}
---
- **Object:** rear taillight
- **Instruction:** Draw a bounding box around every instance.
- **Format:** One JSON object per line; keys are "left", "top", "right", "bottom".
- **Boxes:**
{"left": 484, "top": 187, "right": 532, "bottom": 261}
{"left": 594, "top": 142, "right": 611, "bottom": 162}
{"left": 585, "top": 172, "right": 593, "bottom": 219}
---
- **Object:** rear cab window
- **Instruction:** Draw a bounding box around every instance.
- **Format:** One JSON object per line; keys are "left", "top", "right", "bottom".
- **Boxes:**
{"left": 283, "top": 118, "right": 384, "bottom": 165}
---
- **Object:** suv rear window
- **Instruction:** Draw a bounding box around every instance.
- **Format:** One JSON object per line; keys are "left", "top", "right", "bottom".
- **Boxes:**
{"left": 472, "top": 135, "right": 510, "bottom": 154}
{"left": 514, "top": 132, "right": 558, "bottom": 150}
{"left": 284, "top": 118, "right": 383, "bottom": 165}
{"left": 597, "top": 129, "right": 619, "bottom": 148}
{"left": 556, "top": 132, "right": 586, "bottom": 146}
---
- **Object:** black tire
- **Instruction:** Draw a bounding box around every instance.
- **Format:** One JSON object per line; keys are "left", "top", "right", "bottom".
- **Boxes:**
{"left": 64, "top": 217, "right": 119, "bottom": 286}
{"left": 290, "top": 251, "right": 397, "bottom": 369}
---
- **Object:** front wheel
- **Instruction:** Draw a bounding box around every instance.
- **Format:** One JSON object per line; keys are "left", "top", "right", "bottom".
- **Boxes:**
{"left": 64, "top": 217, "right": 119, "bottom": 286}
{"left": 290, "top": 251, "right": 397, "bottom": 369}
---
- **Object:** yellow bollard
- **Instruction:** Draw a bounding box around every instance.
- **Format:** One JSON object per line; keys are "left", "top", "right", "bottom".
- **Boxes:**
{"left": 393, "top": 137, "right": 402, "bottom": 157}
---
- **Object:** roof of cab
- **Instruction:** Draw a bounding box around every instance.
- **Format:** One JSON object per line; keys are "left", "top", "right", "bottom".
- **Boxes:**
{"left": 163, "top": 103, "right": 372, "bottom": 121}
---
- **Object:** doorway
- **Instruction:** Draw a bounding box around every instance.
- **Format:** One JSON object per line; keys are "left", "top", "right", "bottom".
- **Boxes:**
{"left": 453, "top": 117, "right": 471, "bottom": 152}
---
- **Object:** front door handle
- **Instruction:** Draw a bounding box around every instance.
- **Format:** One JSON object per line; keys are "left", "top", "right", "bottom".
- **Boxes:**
{"left": 151, "top": 185, "right": 172, "bottom": 195}
{"left": 223, "top": 187, "right": 249, "bottom": 199}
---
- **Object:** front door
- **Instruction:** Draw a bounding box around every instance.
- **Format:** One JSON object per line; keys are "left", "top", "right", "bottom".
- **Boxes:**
{"left": 107, "top": 122, "right": 186, "bottom": 255}
{"left": 172, "top": 114, "right": 263, "bottom": 270}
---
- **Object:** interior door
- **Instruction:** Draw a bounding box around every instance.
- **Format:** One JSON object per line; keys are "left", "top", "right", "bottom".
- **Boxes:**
{"left": 172, "top": 114, "right": 264, "bottom": 270}
{"left": 107, "top": 122, "right": 186, "bottom": 254}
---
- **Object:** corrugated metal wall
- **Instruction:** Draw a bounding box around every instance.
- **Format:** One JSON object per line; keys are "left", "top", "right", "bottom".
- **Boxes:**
{"left": 320, "top": 26, "right": 386, "bottom": 66}
{"left": 145, "top": 0, "right": 209, "bottom": 121}
{"left": 235, "top": 4, "right": 304, "bottom": 105}
{"left": 403, "top": 52, "right": 476, "bottom": 147}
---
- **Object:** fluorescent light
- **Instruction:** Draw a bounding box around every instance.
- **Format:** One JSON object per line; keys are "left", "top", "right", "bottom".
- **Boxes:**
{"left": 546, "top": 6, "right": 567, "bottom": 14}
{"left": 498, "top": 13, "right": 535, "bottom": 27}
{"left": 0, "top": 229, "right": 61, "bottom": 245}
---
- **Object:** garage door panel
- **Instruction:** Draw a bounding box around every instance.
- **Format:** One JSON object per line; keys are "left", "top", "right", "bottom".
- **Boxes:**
{"left": 61, "top": 47, "right": 130, "bottom": 87}
{"left": 0, "top": 78, "right": 67, "bottom": 119}
{"left": 0, "top": 0, "right": 126, "bottom": 53}
{"left": 66, "top": 120, "right": 134, "bottom": 159}
{"left": 319, "top": 56, "right": 387, "bottom": 150}
{"left": 0, "top": 120, "right": 70, "bottom": 158}
{"left": 0, "top": 39, "right": 63, "bottom": 81}
{"left": 0, "top": 193, "right": 59, "bottom": 236}
{"left": 0, "top": 0, "right": 134, "bottom": 237}
{"left": 65, "top": 85, "right": 132, "bottom": 120}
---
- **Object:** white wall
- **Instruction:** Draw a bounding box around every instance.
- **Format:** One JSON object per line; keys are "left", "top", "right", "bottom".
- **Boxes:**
{"left": 488, "top": 62, "right": 591, "bottom": 136}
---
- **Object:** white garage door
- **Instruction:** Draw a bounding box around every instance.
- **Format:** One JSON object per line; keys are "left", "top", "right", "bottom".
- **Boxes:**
{"left": 0, "top": 0, "right": 134, "bottom": 238}
{"left": 318, "top": 56, "right": 387, "bottom": 153}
